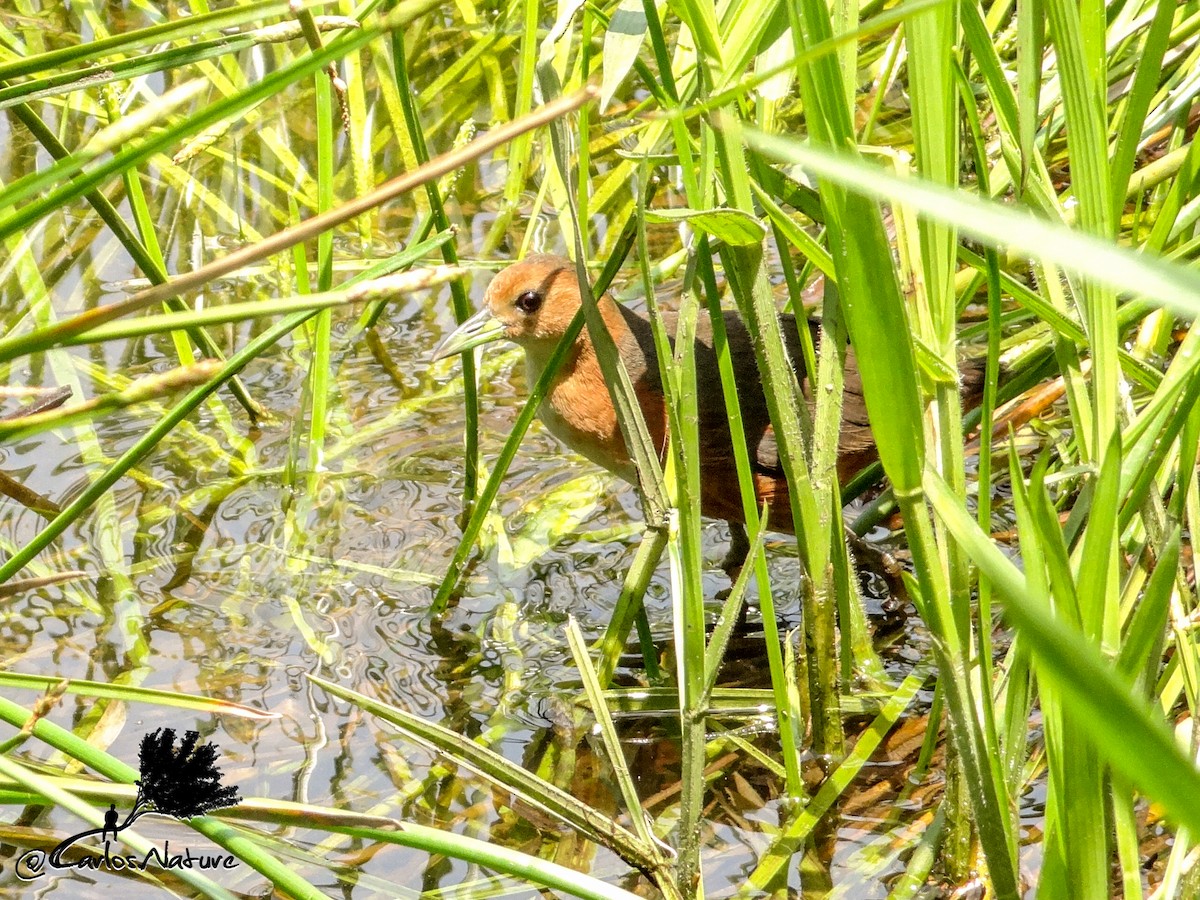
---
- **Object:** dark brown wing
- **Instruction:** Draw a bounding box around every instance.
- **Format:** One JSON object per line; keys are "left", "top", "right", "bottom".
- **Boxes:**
{"left": 618, "top": 300, "right": 995, "bottom": 530}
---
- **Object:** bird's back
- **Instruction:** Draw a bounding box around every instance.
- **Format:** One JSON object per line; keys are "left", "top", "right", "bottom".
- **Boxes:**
{"left": 613, "top": 304, "right": 866, "bottom": 531}
{"left": 613, "top": 303, "right": 989, "bottom": 533}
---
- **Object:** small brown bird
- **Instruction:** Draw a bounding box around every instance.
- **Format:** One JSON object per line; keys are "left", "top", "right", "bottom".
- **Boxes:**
{"left": 434, "top": 254, "right": 984, "bottom": 569}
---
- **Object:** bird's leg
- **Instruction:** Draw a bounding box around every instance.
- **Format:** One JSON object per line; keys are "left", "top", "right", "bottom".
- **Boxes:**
{"left": 843, "top": 526, "right": 909, "bottom": 614}
{"left": 720, "top": 522, "right": 751, "bottom": 581}
{"left": 722, "top": 519, "right": 905, "bottom": 604}
{"left": 717, "top": 522, "right": 755, "bottom": 632}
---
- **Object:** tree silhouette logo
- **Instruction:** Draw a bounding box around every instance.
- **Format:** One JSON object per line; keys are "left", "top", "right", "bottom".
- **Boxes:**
{"left": 39, "top": 728, "right": 242, "bottom": 872}
{"left": 127, "top": 727, "right": 242, "bottom": 825}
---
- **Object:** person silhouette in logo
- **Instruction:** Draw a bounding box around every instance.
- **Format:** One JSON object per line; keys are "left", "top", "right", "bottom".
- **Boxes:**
{"left": 102, "top": 803, "right": 119, "bottom": 842}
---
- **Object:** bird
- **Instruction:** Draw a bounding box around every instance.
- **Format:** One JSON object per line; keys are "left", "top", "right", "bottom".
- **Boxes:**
{"left": 433, "top": 253, "right": 986, "bottom": 574}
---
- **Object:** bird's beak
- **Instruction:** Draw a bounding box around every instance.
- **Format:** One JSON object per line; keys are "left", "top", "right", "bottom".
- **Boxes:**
{"left": 431, "top": 307, "right": 507, "bottom": 361}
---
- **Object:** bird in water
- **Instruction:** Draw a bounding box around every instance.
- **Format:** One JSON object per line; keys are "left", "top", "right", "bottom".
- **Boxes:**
{"left": 433, "top": 253, "right": 987, "bottom": 576}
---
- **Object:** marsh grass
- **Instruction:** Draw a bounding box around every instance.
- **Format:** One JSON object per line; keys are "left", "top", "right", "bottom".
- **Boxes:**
{"left": 1, "top": 0, "right": 1200, "bottom": 897}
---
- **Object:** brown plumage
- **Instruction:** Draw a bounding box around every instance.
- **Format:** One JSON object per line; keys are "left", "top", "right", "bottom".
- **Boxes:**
{"left": 434, "top": 254, "right": 987, "bottom": 542}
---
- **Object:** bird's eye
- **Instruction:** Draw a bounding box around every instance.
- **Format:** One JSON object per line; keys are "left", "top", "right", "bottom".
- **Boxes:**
{"left": 515, "top": 290, "right": 543, "bottom": 314}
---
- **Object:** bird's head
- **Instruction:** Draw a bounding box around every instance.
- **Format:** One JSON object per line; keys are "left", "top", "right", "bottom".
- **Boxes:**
{"left": 432, "top": 255, "right": 583, "bottom": 360}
